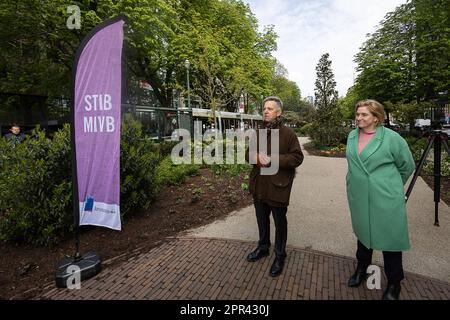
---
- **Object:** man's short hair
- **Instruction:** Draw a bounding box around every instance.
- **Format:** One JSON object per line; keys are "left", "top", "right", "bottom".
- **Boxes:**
{"left": 263, "top": 96, "right": 283, "bottom": 111}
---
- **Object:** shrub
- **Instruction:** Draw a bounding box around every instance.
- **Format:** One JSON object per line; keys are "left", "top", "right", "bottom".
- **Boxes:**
{"left": 298, "top": 123, "right": 313, "bottom": 136}
{"left": 0, "top": 119, "right": 162, "bottom": 246}
{"left": 423, "top": 153, "right": 450, "bottom": 177}
{"left": 0, "top": 119, "right": 266, "bottom": 246}
{"left": 404, "top": 136, "right": 449, "bottom": 177}
{"left": 157, "top": 140, "right": 178, "bottom": 158}
{"left": 443, "top": 156, "right": 450, "bottom": 177}
{"left": 169, "top": 134, "right": 251, "bottom": 177}
{"left": 0, "top": 125, "right": 73, "bottom": 246}
{"left": 404, "top": 137, "right": 427, "bottom": 161}
{"left": 309, "top": 122, "right": 350, "bottom": 147}
{"left": 120, "top": 119, "right": 161, "bottom": 216}
{"left": 330, "top": 143, "right": 347, "bottom": 153}
{"left": 155, "top": 156, "right": 200, "bottom": 188}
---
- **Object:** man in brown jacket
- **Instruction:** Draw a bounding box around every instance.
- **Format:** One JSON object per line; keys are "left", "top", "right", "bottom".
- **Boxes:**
{"left": 246, "top": 96, "right": 304, "bottom": 277}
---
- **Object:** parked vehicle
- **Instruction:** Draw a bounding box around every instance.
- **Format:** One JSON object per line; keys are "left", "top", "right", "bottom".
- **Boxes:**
{"left": 389, "top": 121, "right": 400, "bottom": 131}
{"left": 384, "top": 119, "right": 400, "bottom": 131}
{"left": 415, "top": 119, "right": 431, "bottom": 130}
{"left": 443, "top": 128, "right": 450, "bottom": 137}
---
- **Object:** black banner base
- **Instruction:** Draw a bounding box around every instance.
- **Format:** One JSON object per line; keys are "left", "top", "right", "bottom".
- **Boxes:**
{"left": 55, "top": 251, "right": 102, "bottom": 288}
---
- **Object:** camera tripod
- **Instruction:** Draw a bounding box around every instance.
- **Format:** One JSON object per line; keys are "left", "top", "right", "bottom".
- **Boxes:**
{"left": 405, "top": 128, "right": 450, "bottom": 226}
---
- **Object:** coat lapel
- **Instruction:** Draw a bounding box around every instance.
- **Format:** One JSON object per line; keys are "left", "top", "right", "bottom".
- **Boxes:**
{"left": 348, "top": 128, "right": 369, "bottom": 175}
{"left": 359, "top": 126, "right": 384, "bottom": 163}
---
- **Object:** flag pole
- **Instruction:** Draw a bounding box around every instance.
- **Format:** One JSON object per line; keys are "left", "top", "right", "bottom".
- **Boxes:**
{"left": 71, "top": 89, "right": 81, "bottom": 261}
{"left": 55, "top": 16, "right": 126, "bottom": 288}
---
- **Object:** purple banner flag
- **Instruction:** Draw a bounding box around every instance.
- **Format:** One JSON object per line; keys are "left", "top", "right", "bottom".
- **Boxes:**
{"left": 74, "top": 18, "right": 124, "bottom": 230}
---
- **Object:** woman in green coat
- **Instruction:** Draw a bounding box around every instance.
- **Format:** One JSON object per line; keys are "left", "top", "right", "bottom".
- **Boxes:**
{"left": 345, "top": 100, "right": 415, "bottom": 300}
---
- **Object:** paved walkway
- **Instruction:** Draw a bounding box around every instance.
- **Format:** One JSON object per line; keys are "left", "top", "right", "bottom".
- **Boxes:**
{"left": 40, "top": 137, "right": 450, "bottom": 300}
{"left": 41, "top": 237, "right": 450, "bottom": 300}
{"left": 188, "top": 137, "right": 450, "bottom": 282}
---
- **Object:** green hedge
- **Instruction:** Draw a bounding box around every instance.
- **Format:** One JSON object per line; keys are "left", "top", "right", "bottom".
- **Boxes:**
{"left": 309, "top": 122, "right": 350, "bottom": 147}
{"left": 404, "top": 136, "right": 449, "bottom": 177}
{"left": 155, "top": 157, "right": 200, "bottom": 187}
{"left": 0, "top": 119, "right": 163, "bottom": 246}
{"left": 120, "top": 119, "right": 161, "bottom": 215}
{"left": 404, "top": 137, "right": 428, "bottom": 161}
{"left": 0, "top": 125, "right": 74, "bottom": 245}
{"left": 0, "top": 119, "right": 258, "bottom": 246}
{"left": 295, "top": 123, "right": 313, "bottom": 136}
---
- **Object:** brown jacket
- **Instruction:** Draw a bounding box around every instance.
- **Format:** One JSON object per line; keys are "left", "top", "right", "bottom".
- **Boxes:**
{"left": 247, "top": 125, "right": 304, "bottom": 207}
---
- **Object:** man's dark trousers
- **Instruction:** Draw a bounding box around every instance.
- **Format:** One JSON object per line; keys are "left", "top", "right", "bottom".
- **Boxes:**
{"left": 254, "top": 200, "right": 287, "bottom": 258}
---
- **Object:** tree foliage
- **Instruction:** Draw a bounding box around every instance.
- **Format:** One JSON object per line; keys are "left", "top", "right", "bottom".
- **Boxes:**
{"left": 414, "top": 0, "right": 450, "bottom": 101}
{"left": 281, "top": 111, "right": 302, "bottom": 127}
{"left": 310, "top": 53, "right": 347, "bottom": 146}
{"left": 269, "top": 60, "right": 308, "bottom": 126}
{"left": 314, "top": 53, "right": 338, "bottom": 109}
{"left": 174, "top": 0, "right": 276, "bottom": 111}
{"left": 0, "top": 0, "right": 277, "bottom": 112}
{"left": 352, "top": 0, "right": 449, "bottom": 122}
{"left": 354, "top": 2, "right": 415, "bottom": 104}
{"left": 297, "top": 99, "right": 316, "bottom": 123}
{"left": 338, "top": 86, "right": 360, "bottom": 121}
{"left": 271, "top": 61, "right": 302, "bottom": 113}
{"left": 0, "top": 0, "right": 101, "bottom": 97}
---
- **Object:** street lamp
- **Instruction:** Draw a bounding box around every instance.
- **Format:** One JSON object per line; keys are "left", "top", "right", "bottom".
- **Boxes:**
{"left": 260, "top": 94, "right": 264, "bottom": 115}
{"left": 184, "top": 59, "right": 191, "bottom": 109}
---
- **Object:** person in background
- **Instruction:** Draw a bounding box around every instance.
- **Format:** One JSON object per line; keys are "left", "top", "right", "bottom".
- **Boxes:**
{"left": 4, "top": 123, "right": 26, "bottom": 145}
{"left": 345, "top": 99, "right": 415, "bottom": 300}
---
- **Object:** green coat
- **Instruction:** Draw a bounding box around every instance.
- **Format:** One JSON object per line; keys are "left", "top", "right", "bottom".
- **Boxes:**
{"left": 346, "top": 126, "right": 415, "bottom": 251}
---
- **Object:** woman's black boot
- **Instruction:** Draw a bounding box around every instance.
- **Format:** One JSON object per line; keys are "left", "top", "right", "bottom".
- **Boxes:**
{"left": 382, "top": 283, "right": 401, "bottom": 300}
{"left": 347, "top": 267, "right": 368, "bottom": 287}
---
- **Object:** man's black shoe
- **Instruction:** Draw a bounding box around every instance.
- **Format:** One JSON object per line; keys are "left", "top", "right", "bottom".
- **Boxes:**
{"left": 382, "top": 283, "right": 401, "bottom": 300}
{"left": 246, "top": 248, "right": 269, "bottom": 262}
{"left": 269, "top": 257, "right": 285, "bottom": 277}
{"left": 347, "top": 267, "right": 368, "bottom": 287}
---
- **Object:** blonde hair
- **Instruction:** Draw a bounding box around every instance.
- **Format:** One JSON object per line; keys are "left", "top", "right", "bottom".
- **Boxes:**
{"left": 355, "top": 99, "right": 385, "bottom": 126}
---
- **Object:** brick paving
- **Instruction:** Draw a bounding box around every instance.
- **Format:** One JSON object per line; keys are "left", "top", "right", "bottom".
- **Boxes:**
{"left": 39, "top": 237, "right": 450, "bottom": 300}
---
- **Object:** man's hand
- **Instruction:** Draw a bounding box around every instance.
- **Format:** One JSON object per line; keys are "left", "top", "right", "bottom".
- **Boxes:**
{"left": 258, "top": 153, "right": 271, "bottom": 167}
